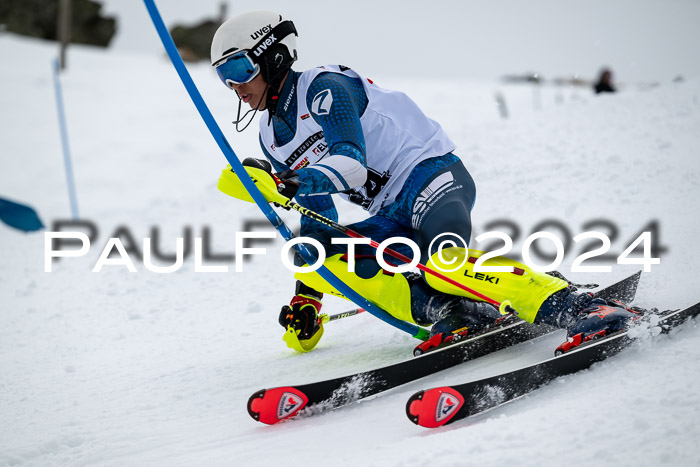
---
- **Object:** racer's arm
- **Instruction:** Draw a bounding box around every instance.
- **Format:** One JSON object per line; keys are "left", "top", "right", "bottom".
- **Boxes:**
{"left": 259, "top": 137, "right": 338, "bottom": 237}
{"left": 294, "top": 72, "right": 369, "bottom": 196}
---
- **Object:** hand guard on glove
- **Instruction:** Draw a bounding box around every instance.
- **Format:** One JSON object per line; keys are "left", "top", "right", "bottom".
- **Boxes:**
{"left": 217, "top": 158, "right": 300, "bottom": 208}
{"left": 242, "top": 158, "right": 300, "bottom": 208}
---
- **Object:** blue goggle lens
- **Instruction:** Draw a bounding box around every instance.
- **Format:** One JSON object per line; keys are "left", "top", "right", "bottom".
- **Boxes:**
{"left": 215, "top": 52, "right": 260, "bottom": 87}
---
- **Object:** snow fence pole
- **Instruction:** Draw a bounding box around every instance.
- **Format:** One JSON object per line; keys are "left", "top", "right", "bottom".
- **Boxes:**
{"left": 142, "top": 0, "right": 428, "bottom": 340}
{"left": 52, "top": 57, "right": 79, "bottom": 220}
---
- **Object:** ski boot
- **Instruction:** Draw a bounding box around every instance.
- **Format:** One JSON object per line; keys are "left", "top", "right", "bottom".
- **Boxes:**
{"left": 413, "top": 298, "right": 506, "bottom": 357}
{"left": 554, "top": 294, "right": 643, "bottom": 355}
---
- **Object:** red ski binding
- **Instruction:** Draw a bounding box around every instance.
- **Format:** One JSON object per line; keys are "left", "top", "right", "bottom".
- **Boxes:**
{"left": 413, "top": 329, "right": 469, "bottom": 357}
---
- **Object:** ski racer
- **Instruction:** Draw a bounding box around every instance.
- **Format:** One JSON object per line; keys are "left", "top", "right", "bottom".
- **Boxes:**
{"left": 212, "top": 11, "right": 641, "bottom": 353}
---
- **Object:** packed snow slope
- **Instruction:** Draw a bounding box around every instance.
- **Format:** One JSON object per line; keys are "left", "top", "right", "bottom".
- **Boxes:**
{"left": 1, "top": 35, "right": 700, "bottom": 467}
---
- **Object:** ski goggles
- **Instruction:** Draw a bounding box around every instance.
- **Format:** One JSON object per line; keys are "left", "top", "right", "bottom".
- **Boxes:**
{"left": 215, "top": 51, "right": 261, "bottom": 88}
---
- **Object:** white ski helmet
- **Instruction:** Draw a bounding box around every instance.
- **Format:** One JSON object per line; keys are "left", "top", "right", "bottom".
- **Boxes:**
{"left": 211, "top": 11, "right": 297, "bottom": 88}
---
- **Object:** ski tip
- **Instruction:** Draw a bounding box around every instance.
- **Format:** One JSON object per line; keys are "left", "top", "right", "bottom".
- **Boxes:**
{"left": 405, "top": 387, "right": 464, "bottom": 428}
{"left": 247, "top": 387, "right": 309, "bottom": 425}
{"left": 405, "top": 390, "right": 424, "bottom": 425}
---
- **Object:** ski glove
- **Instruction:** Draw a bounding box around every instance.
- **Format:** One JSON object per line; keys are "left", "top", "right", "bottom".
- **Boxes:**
{"left": 279, "top": 281, "right": 323, "bottom": 340}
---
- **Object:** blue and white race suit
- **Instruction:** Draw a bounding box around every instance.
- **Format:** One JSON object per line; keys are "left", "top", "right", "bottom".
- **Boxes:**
{"left": 258, "top": 65, "right": 476, "bottom": 270}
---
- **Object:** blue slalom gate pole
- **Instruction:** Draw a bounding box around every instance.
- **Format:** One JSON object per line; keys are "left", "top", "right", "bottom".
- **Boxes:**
{"left": 142, "top": 0, "right": 427, "bottom": 339}
{"left": 52, "top": 57, "right": 80, "bottom": 220}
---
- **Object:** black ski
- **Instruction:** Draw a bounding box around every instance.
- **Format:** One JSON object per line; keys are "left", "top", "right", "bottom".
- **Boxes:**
{"left": 588, "top": 270, "right": 640, "bottom": 303}
{"left": 406, "top": 300, "right": 700, "bottom": 428}
{"left": 247, "top": 271, "right": 641, "bottom": 425}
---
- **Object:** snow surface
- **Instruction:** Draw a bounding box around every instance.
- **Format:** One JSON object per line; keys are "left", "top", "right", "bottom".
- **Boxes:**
{"left": 1, "top": 34, "right": 700, "bottom": 467}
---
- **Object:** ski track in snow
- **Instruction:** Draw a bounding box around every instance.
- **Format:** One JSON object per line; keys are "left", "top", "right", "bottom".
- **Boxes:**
{"left": 1, "top": 35, "right": 699, "bottom": 467}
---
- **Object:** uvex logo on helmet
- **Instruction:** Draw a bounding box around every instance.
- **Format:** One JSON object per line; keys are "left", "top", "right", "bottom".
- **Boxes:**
{"left": 253, "top": 34, "right": 278, "bottom": 57}
{"left": 250, "top": 25, "right": 272, "bottom": 40}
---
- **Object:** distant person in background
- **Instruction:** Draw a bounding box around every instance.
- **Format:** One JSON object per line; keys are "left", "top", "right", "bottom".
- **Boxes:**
{"left": 594, "top": 68, "right": 616, "bottom": 94}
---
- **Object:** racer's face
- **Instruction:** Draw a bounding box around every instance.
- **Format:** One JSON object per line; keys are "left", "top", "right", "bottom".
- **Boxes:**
{"left": 231, "top": 74, "right": 269, "bottom": 110}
